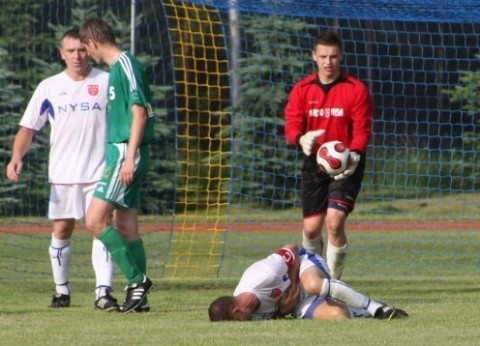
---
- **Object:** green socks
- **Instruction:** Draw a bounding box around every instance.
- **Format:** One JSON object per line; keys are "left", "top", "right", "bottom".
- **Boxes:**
{"left": 127, "top": 238, "right": 147, "bottom": 273}
{"left": 127, "top": 238, "right": 149, "bottom": 306}
{"left": 98, "top": 226, "right": 143, "bottom": 284}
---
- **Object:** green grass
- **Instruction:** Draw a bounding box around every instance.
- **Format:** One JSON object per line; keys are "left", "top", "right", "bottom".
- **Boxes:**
{"left": 1, "top": 232, "right": 479, "bottom": 345}
{"left": 2, "top": 230, "right": 479, "bottom": 280}
{"left": 0, "top": 278, "right": 479, "bottom": 345}
{"left": 1, "top": 194, "right": 479, "bottom": 345}
{"left": 1, "top": 192, "right": 479, "bottom": 224}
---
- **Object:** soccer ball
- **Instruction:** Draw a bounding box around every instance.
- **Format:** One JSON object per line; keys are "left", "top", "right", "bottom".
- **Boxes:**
{"left": 316, "top": 141, "right": 350, "bottom": 176}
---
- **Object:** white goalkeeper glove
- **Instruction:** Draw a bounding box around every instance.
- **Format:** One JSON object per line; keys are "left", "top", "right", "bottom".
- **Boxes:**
{"left": 298, "top": 129, "right": 325, "bottom": 156}
{"left": 333, "top": 151, "right": 361, "bottom": 180}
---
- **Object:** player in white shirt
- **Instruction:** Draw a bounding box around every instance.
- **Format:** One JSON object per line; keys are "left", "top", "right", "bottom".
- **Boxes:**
{"left": 232, "top": 246, "right": 298, "bottom": 320}
{"left": 208, "top": 244, "right": 408, "bottom": 321}
{"left": 6, "top": 28, "right": 117, "bottom": 311}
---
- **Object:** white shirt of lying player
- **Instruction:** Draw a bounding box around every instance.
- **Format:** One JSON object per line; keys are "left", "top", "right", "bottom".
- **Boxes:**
{"left": 19, "top": 68, "right": 108, "bottom": 184}
{"left": 234, "top": 251, "right": 292, "bottom": 320}
{"left": 233, "top": 249, "right": 371, "bottom": 320}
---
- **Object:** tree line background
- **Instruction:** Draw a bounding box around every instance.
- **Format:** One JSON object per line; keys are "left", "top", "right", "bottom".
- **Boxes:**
{"left": 1, "top": 0, "right": 479, "bottom": 218}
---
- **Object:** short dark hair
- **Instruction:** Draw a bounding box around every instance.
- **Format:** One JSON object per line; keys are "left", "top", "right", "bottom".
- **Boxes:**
{"left": 62, "top": 28, "right": 80, "bottom": 41}
{"left": 79, "top": 17, "right": 116, "bottom": 44}
{"left": 313, "top": 30, "right": 342, "bottom": 51}
{"left": 208, "top": 296, "right": 235, "bottom": 322}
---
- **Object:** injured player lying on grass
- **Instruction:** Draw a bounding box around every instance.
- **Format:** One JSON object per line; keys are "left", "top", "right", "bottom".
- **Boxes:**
{"left": 208, "top": 244, "right": 408, "bottom": 321}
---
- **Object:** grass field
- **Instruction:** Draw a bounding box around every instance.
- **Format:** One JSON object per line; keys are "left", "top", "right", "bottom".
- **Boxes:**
{"left": 1, "top": 227, "right": 479, "bottom": 345}
{"left": 0, "top": 277, "right": 479, "bottom": 345}
{"left": 1, "top": 194, "right": 479, "bottom": 345}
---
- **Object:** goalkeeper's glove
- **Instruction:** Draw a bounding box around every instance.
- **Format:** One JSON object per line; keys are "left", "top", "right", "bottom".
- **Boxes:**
{"left": 333, "top": 151, "right": 361, "bottom": 180}
{"left": 298, "top": 129, "right": 325, "bottom": 156}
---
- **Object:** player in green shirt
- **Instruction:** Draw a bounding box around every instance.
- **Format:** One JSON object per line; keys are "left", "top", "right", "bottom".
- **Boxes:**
{"left": 80, "top": 17, "right": 154, "bottom": 313}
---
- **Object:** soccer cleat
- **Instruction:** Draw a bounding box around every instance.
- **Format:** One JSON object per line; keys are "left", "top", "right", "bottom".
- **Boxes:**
{"left": 119, "top": 276, "right": 153, "bottom": 313}
{"left": 388, "top": 308, "right": 409, "bottom": 319}
{"left": 374, "top": 305, "right": 409, "bottom": 320}
{"left": 94, "top": 292, "right": 119, "bottom": 312}
{"left": 49, "top": 293, "right": 71, "bottom": 308}
{"left": 133, "top": 297, "right": 151, "bottom": 313}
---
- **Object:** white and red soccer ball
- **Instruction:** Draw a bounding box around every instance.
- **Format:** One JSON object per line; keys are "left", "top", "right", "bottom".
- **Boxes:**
{"left": 316, "top": 140, "right": 350, "bottom": 176}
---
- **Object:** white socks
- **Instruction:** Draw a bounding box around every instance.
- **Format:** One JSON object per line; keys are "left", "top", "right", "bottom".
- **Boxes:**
{"left": 49, "top": 234, "right": 71, "bottom": 295}
{"left": 302, "top": 233, "right": 349, "bottom": 280}
{"left": 302, "top": 230, "right": 323, "bottom": 255}
{"left": 326, "top": 241, "right": 348, "bottom": 279}
{"left": 92, "top": 237, "right": 114, "bottom": 299}
{"left": 50, "top": 235, "right": 114, "bottom": 298}
{"left": 320, "top": 278, "right": 383, "bottom": 316}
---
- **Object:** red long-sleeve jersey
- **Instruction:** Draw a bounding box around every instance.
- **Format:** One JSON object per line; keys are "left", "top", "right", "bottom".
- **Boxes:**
{"left": 284, "top": 72, "right": 374, "bottom": 154}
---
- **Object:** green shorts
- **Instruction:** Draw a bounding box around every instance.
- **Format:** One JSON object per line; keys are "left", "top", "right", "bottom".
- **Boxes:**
{"left": 94, "top": 143, "right": 150, "bottom": 209}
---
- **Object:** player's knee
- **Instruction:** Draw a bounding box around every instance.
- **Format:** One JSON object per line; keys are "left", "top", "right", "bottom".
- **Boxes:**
{"left": 326, "top": 218, "right": 345, "bottom": 233}
{"left": 52, "top": 221, "right": 74, "bottom": 239}
{"left": 312, "top": 301, "right": 351, "bottom": 320}
{"left": 303, "top": 227, "right": 324, "bottom": 244}
{"left": 329, "top": 306, "right": 351, "bottom": 320}
{"left": 53, "top": 228, "right": 73, "bottom": 239}
{"left": 302, "top": 276, "right": 323, "bottom": 295}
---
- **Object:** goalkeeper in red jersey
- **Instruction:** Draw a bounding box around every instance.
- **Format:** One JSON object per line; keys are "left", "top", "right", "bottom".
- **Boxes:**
{"left": 284, "top": 30, "right": 374, "bottom": 279}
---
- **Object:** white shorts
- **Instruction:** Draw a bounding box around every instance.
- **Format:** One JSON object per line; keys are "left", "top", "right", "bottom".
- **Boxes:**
{"left": 293, "top": 249, "right": 372, "bottom": 319}
{"left": 48, "top": 183, "right": 97, "bottom": 220}
{"left": 293, "top": 249, "right": 331, "bottom": 319}
{"left": 298, "top": 249, "right": 331, "bottom": 278}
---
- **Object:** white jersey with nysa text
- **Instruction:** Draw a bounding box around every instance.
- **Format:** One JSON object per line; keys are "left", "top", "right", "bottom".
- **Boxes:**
{"left": 234, "top": 253, "right": 291, "bottom": 320}
{"left": 20, "top": 68, "right": 108, "bottom": 184}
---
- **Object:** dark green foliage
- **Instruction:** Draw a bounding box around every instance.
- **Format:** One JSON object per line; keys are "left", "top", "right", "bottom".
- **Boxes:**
{"left": 446, "top": 54, "right": 480, "bottom": 116}
{"left": 230, "top": 15, "right": 316, "bottom": 208}
{"left": 443, "top": 53, "right": 480, "bottom": 183}
{"left": 0, "top": 47, "right": 30, "bottom": 213}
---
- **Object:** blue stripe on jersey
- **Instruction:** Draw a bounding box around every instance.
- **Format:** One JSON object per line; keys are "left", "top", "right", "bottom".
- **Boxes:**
{"left": 299, "top": 247, "right": 331, "bottom": 279}
{"left": 40, "top": 99, "right": 54, "bottom": 118}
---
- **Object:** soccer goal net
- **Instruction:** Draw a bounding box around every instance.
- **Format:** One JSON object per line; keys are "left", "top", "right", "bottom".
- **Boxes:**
{"left": 1, "top": 0, "right": 479, "bottom": 283}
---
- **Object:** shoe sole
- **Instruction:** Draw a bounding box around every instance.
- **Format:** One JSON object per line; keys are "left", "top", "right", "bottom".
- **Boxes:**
{"left": 133, "top": 306, "right": 151, "bottom": 313}
{"left": 388, "top": 309, "right": 409, "bottom": 320}
{"left": 94, "top": 305, "right": 119, "bottom": 312}
{"left": 49, "top": 301, "right": 70, "bottom": 308}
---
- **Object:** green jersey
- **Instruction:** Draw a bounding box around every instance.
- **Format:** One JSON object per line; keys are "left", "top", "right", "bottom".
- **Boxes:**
{"left": 107, "top": 52, "right": 154, "bottom": 144}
